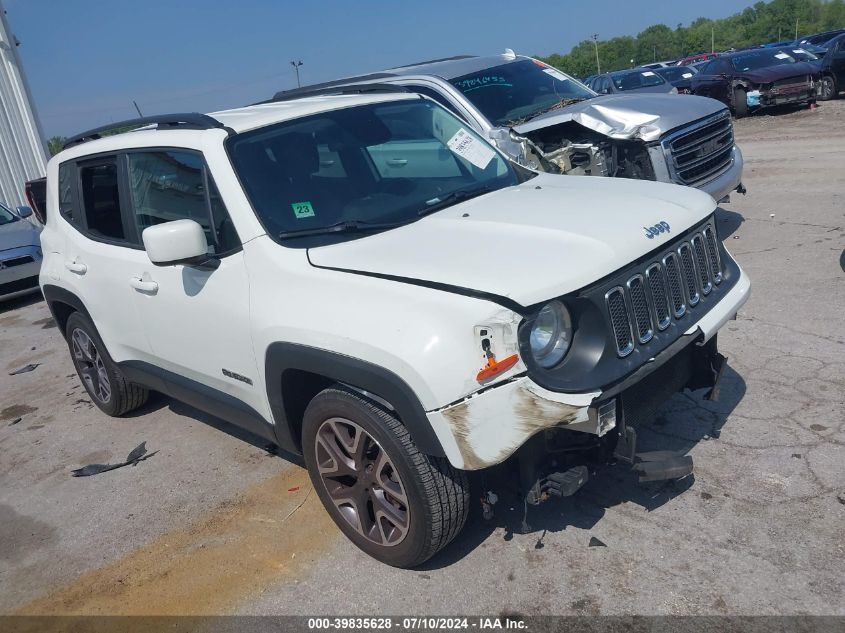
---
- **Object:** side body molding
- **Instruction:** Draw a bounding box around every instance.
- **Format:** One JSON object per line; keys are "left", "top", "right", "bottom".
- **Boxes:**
{"left": 265, "top": 342, "right": 446, "bottom": 457}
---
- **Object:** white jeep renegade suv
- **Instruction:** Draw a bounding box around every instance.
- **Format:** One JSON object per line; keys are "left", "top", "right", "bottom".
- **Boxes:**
{"left": 40, "top": 89, "right": 750, "bottom": 567}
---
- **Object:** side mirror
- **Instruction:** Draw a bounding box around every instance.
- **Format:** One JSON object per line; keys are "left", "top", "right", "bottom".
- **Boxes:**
{"left": 142, "top": 219, "right": 218, "bottom": 269}
{"left": 15, "top": 206, "right": 33, "bottom": 218}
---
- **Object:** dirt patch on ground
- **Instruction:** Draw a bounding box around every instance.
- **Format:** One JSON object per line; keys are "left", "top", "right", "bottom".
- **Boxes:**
{"left": 14, "top": 466, "right": 338, "bottom": 617}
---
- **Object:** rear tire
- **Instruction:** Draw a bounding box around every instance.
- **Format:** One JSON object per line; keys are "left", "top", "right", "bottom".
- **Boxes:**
{"left": 818, "top": 75, "right": 837, "bottom": 101}
{"left": 302, "top": 386, "right": 469, "bottom": 568}
{"left": 733, "top": 87, "right": 749, "bottom": 118}
{"left": 65, "top": 312, "right": 149, "bottom": 417}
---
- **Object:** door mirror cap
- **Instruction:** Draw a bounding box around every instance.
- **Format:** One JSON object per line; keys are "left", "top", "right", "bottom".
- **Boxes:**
{"left": 15, "top": 206, "right": 33, "bottom": 219}
{"left": 142, "top": 219, "right": 216, "bottom": 268}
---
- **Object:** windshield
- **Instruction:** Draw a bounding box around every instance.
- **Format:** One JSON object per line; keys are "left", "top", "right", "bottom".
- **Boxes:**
{"left": 228, "top": 99, "right": 519, "bottom": 243}
{"left": 0, "top": 203, "right": 18, "bottom": 225}
{"left": 611, "top": 70, "right": 667, "bottom": 90}
{"left": 449, "top": 59, "right": 595, "bottom": 127}
{"left": 656, "top": 66, "right": 696, "bottom": 81}
{"left": 730, "top": 50, "right": 797, "bottom": 71}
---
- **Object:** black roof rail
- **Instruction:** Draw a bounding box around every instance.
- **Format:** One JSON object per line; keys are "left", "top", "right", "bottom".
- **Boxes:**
{"left": 63, "top": 113, "right": 231, "bottom": 150}
{"left": 389, "top": 54, "right": 476, "bottom": 69}
{"left": 265, "top": 81, "right": 410, "bottom": 104}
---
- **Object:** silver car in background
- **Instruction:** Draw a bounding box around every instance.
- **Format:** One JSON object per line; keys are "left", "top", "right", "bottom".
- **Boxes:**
{"left": 0, "top": 202, "right": 42, "bottom": 301}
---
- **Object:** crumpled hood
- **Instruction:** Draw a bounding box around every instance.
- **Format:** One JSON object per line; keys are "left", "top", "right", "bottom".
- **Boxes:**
{"left": 739, "top": 61, "right": 819, "bottom": 84}
{"left": 0, "top": 219, "right": 40, "bottom": 253}
{"left": 308, "top": 174, "right": 716, "bottom": 307}
{"left": 513, "top": 93, "right": 727, "bottom": 142}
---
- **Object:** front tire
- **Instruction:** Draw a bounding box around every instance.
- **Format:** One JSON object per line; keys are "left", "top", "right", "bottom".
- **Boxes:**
{"left": 302, "top": 386, "right": 469, "bottom": 568}
{"left": 733, "top": 87, "right": 749, "bottom": 118}
{"left": 65, "top": 312, "right": 149, "bottom": 417}
{"left": 818, "top": 75, "right": 837, "bottom": 101}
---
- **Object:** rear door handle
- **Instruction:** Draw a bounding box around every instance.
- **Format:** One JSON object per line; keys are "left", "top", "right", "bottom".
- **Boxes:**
{"left": 129, "top": 276, "right": 159, "bottom": 293}
{"left": 65, "top": 261, "right": 87, "bottom": 274}
{"left": 387, "top": 158, "right": 408, "bottom": 166}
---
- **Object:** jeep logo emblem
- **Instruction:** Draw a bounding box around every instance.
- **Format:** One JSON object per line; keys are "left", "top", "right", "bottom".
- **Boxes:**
{"left": 644, "top": 221, "right": 671, "bottom": 239}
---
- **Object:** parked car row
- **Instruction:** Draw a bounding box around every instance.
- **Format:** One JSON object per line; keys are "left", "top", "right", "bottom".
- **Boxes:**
{"left": 0, "top": 199, "right": 42, "bottom": 301}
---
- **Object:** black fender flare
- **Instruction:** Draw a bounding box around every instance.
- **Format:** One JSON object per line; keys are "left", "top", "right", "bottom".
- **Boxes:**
{"left": 265, "top": 342, "right": 445, "bottom": 457}
{"left": 41, "top": 284, "right": 93, "bottom": 337}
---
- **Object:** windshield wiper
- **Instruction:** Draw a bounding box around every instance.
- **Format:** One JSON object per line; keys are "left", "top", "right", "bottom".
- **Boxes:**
{"left": 278, "top": 219, "right": 405, "bottom": 239}
{"left": 417, "top": 186, "right": 495, "bottom": 217}
{"left": 507, "top": 97, "right": 588, "bottom": 127}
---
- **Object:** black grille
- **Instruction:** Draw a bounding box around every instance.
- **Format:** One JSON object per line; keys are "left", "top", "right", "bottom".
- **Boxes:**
{"left": 0, "top": 275, "right": 39, "bottom": 296}
{"left": 678, "top": 243, "right": 700, "bottom": 306}
{"left": 604, "top": 223, "right": 724, "bottom": 357}
{"left": 1, "top": 256, "right": 34, "bottom": 268}
{"left": 628, "top": 276, "right": 653, "bottom": 343}
{"left": 691, "top": 235, "right": 712, "bottom": 295}
{"left": 645, "top": 263, "right": 671, "bottom": 330}
{"left": 664, "top": 113, "right": 734, "bottom": 186}
{"left": 606, "top": 287, "right": 634, "bottom": 356}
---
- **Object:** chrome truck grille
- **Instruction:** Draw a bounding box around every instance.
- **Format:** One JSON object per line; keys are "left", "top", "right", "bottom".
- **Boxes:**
{"left": 662, "top": 112, "right": 734, "bottom": 186}
{"left": 605, "top": 223, "right": 723, "bottom": 357}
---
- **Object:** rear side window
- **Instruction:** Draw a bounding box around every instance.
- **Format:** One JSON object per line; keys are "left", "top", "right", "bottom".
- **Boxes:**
{"left": 126, "top": 150, "right": 240, "bottom": 254}
{"left": 79, "top": 160, "right": 126, "bottom": 241}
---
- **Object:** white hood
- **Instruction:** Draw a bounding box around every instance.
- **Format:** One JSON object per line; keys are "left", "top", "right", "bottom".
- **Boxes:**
{"left": 308, "top": 174, "right": 716, "bottom": 306}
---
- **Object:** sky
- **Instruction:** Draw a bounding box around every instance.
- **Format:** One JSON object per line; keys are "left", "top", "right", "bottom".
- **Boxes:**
{"left": 3, "top": 0, "right": 760, "bottom": 138}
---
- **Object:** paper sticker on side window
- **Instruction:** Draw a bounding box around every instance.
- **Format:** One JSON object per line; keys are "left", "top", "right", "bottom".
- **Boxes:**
{"left": 446, "top": 128, "right": 495, "bottom": 170}
{"left": 292, "top": 201, "right": 315, "bottom": 218}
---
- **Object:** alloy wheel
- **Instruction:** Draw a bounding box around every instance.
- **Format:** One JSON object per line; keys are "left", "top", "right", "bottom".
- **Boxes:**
{"left": 71, "top": 328, "right": 112, "bottom": 404}
{"left": 314, "top": 417, "right": 410, "bottom": 546}
{"left": 820, "top": 77, "right": 835, "bottom": 100}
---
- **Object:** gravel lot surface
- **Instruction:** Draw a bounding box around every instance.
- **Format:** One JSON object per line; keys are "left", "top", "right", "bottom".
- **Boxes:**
{"left": 1, "top": 100, "right": 843, "bottom": 617}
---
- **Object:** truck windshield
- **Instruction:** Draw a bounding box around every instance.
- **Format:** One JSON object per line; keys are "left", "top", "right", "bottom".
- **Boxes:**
{"left": 449, "top": 59, "right": 595, "bottom": 127}
{"left": 228, "top": 99, "right": 518, "bottom": 244}
{"left": 0, "top": 203, "right": 18, "bottom": 225}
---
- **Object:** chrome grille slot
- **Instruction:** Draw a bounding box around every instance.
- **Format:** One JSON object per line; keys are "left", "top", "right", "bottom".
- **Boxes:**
{"left": 691, "top": 234, "right": 712, "bottom": 295}
{"left": 663, "top": 113, "right": 734, "bottom": 186}
{"left": 663, "top": 252, "right": 686, "bottom": 318}
{"left": 605, "top": 286, "right": 634, "bottom": 357}
{"left": 678, "top": 242, "right": 700, "bottom": 306}
{"left": 702, "top": 225, "right": 722, "bottom": 284}
{"left": 601, "top": 222, "right": 724, "bottom": 357}
{"left": 645, "top": 263, "right": 671, "bottom": 330}
{"left": 627, "top": 275, "right": 654, "bottom": 344}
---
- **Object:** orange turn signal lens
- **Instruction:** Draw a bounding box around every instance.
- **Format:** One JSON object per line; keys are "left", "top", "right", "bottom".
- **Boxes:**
{"left": 475, "top": 354, "right": 519, "bottom": 382}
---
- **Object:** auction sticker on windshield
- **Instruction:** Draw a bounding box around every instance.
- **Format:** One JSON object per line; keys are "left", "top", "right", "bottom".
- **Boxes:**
{"left": 542, "top": 67, "right": 568, "bottom": 82}
{"left": 447, "top": 128, "right": 495, "bottom": 169}
{"left": 292, "top": 201, "right": 315, "bottom": 218}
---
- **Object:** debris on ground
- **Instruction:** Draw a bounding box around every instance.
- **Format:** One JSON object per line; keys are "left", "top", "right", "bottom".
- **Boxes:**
{"left": 589, "top": 537, "right": 607, "bottom": 548}
{"left": 71, "top": 442, "right": 157, "bottom": 477}
{"left": 837, "top": 493, "right": 845, "bottom": 506}
{"left": 8, "top": 363, "right": 39, "bottom": 375}
{"left": 8, "top": 417, "right": 21, "bottom": 426}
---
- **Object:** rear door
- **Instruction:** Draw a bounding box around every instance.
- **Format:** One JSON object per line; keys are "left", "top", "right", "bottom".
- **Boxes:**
{"left": 123, "top": 149, "right": 263, "bottom": 415}
{"left": 59, "top": 156, "right": 154, "bottom": 363}
{"left": 830, "top": 36, "right": 845, "bottom": 87}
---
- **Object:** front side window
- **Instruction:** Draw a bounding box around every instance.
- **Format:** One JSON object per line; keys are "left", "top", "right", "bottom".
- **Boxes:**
{"left": 228, "top": 99, "right": 519, "bottom": 244}
{"left": 127, "top": 150, "right": 239, "bottom": 254}
{"left": 449, "top": 59, "right": 595, "bottom": 127}
{"left": 79, "top": 160, "right": 125, "bottom": 241}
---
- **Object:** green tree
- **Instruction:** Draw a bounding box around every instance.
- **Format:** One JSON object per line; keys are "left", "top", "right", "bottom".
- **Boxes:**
{"left": 47, "top": 136, "right": 67, "bottom": 156}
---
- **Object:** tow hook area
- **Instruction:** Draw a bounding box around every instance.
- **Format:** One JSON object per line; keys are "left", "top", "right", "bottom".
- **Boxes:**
{"left": 613, "top": 426, "right": 694, "bottom": 483}
{"left": 525, "top": 466, "right": 589, "bottom": 505}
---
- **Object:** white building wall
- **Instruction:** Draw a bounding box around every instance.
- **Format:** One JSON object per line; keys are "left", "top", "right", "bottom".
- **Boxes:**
{"left": 0, "top": 0, "right": 47, "bottom": 208}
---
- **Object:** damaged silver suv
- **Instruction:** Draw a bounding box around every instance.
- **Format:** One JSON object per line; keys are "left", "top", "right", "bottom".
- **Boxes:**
{"left": 273, "top": 50, "right": 745, "bottom": 202}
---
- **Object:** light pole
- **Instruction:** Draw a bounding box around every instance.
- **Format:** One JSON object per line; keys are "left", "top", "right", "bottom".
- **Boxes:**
{"left": 290, "top": 60, "right": 303, "bottom": 88}
{"left": 592, "top": 34, "right": 600, "bottom": 74}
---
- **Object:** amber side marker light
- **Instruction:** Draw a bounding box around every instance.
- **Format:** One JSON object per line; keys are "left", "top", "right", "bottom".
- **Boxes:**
{"left": 476, "top": 354, "right": 519, "bottom": 382}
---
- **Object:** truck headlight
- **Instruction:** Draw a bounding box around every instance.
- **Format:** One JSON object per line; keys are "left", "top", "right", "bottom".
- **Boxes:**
{"left": 529, "top": 300, "right": 572, "bottom": 368}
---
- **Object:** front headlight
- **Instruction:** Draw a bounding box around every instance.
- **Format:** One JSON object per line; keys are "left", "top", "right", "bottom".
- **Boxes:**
{"left": 529, "top": 300, "right": 572, "bottom": 368}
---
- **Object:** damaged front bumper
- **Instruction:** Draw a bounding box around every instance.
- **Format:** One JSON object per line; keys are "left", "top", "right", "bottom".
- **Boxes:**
{"left": 427, "top": 266, "right": 750, "bottom": 472}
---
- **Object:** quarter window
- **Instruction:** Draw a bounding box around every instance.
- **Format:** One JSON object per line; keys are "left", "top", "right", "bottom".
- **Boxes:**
{"left": 127, "top": 151, "right": 239, "bottom": 254}
{"left": 79, "top": 160, "right": 126, "bottom": 241}
{"left": 58, "top": 163, "right": 78, "bottom": 226}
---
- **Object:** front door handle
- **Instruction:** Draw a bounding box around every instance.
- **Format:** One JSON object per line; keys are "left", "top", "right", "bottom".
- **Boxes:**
{"left": 129, "top": 276, "right": 159, "bottom": 293}
{"left": 65, "top": 260, "right": 87, "bottom": 274}
{"left": 387, "top": 158, "right": 408, "bottom": 166}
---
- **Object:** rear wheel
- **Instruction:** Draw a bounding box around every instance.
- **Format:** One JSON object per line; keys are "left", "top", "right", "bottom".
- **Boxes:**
{"left": 302, "top": 386, "right": 469, "bottom": 568}
{"left": 818, "top": 75, "right": 837, "bottom": 101}
{"left": 65, "top": 312, "right": 148, "bottom": 416}
{"left": 733, "top": 87, "right": 749, "bottom": 118}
